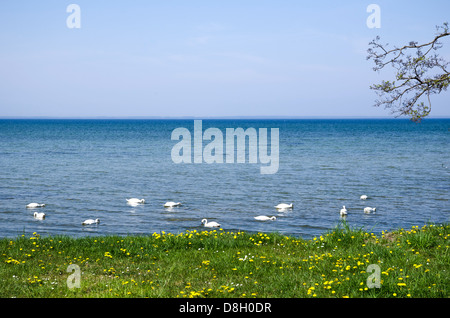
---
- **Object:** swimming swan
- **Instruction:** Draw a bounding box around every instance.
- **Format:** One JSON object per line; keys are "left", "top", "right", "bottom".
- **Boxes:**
{"left": 254, "top": 216, "right": 276, "bottom": 221}
{"left": 340, "top": 205, "right": 348, "bottom": 216}
{"left": 274, "top": 203, "right": 293, "bottom": 210}
{"left": 360, "top": 195, "right": 368, "bottom": 200}
{"left": 164, "top": 201, "right": 182, "bottom": 208}
{"left": 364, "top": 207, "right": 376, "bottom": 213}
{"left": 201, "top": 219, "right": 220, "bottom": 228}
{"left": 26, "top": 203, "right": 45, "bottom": 208}
{"left": 126, "top": 198, "right": 145, "bottom": 205}
{"left": 82, "top": 218, "right": 100, "bottom": 225}
{"left": 33, "top": 212, "right": 46, "bottom": 220}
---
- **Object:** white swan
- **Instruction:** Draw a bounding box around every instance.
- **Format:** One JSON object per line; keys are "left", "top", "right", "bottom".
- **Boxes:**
{"left": 364, "top": 207, "right": 376, "bottom": 214}
{"left": 360, "top": 195, "right": 368, "bottom": 200}
{"left": 164, "top": 201, "right": 182, "bottom": 208}
{"left": 126, "top": 198, "right": 145, "bottom": 206}
{"left": 82, "top": 218, "right": 100, "bottom": 225}
{"left": 274, "top": 203, "right": 293, "bottom": 210}
{"left": 254, "top": 216, "right": 276, "bottom": 221}
{"left": 33, "top": 212, "right": 46, "bottom": 220}
{"left": 340, "top": 205, "right": 348, "bottom": 216}
{"left": 26, "top": 203, "right": 45, "bottom": 208}
{"left": 201, "top": 219, "right": 220, "bottom": 228}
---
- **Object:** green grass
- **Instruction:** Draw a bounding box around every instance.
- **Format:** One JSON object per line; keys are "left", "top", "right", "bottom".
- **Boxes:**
{"left": 0, "top": 222, "right": 448, "bottom": 298}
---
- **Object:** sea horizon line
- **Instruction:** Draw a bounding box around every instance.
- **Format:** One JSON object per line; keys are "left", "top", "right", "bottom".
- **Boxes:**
{"left": 1, "top": 115, "right": 449, "bottom": 120}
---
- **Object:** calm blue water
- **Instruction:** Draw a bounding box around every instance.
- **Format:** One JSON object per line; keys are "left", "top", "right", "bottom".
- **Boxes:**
{"left": 0, "top": 119, "right": 448, "bottom": 239}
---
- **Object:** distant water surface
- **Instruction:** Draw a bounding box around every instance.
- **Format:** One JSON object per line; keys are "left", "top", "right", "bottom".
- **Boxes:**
{"left": 0, "top": 119, "right": 448, "bottom": 239}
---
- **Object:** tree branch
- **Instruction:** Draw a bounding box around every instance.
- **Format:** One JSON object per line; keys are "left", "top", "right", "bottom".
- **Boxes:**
{"left": 367, "top": 22, "right": 449, "bottom": 122}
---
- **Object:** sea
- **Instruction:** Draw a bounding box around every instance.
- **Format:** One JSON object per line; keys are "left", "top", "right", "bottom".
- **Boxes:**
{"left": 0, "top": 118, "right": 448, "bottom": 239}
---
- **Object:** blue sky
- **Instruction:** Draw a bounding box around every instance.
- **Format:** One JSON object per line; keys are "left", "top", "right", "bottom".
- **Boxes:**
{"left": 0, "top": 1, "right": 449, "bottom": 118}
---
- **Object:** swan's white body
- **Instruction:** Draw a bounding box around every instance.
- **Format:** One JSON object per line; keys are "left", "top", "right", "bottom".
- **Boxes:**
{"left": 360, "top": 195, "right": 368, "bottom": 200}
{"left": 274, "top": 203, "right": 293, "bottom": 210}
{"left": 82, "top": 218, "right": 100, "bottom": 225}
{"left": 126, "top": 198, "right": 145, "bottom": 206}
{"left": 164, "top": 201, "right": 182, "bottom": 208}
{"left": 33, "top": 212, "right": 46, "bottom": 220}
{"left": 364, "top": 207, "right": 376, "bottom": 213}
{"left": 201, "top": 219, "right": 220, "bottom": 228}
{"left": 26, "top": 203, "right": 45, "bottom": 208}
{"left": 340, "top": 205, "right": 348, "bottom": 216}
{"left": 254, "top": 216, "right": 276, "bottom": 221}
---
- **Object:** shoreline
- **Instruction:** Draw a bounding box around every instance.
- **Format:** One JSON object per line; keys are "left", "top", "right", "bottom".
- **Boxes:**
{"left": 1, "top": 222, "right": 448, "bottom": 298}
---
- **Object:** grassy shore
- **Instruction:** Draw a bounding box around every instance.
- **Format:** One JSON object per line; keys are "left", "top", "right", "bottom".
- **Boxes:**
{"left": 0, "top": 222, "right": 448, "bottom": 298}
